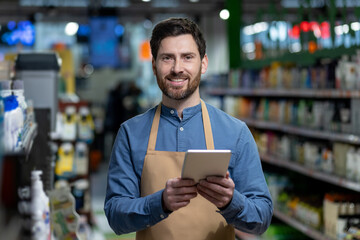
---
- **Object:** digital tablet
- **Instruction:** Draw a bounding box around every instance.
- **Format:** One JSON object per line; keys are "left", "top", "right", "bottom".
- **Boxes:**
{"left": 181, "top": 149, "right": 232, "bottom": 183}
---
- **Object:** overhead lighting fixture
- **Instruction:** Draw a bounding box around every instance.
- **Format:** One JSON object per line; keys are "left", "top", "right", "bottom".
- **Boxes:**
{"left": 189, "top": 0, "right": 199, "bottom": 2}
{"left": 142, "top": 0, "right": 151, "bottom": 2}
{"left": 219, "top": 9, "right": 230, "bottom": 20}
{"left": 65, "top": 22, "right": 79, "bottom": 36}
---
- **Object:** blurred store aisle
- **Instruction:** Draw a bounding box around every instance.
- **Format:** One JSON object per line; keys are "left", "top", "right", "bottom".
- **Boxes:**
{"left": 90, "top": 162, "right": 136, "bottom": 240}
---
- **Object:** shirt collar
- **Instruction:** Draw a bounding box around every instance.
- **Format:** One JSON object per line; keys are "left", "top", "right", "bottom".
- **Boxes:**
{"left": 161, "top": 102, "right": 202, "bottom": 122}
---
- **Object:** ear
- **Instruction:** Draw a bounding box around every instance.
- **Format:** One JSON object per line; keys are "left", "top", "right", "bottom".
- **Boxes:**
{"left": 152, "top": 58, "right": 157, "bottom": 75}
{"left": 201, "top": 54, "right": 208, "bottom": 74}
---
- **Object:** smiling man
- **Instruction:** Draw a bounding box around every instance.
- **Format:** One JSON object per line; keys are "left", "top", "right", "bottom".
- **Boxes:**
{"left": 104, "top": 17, "right": 273, "bottom": 240}
{"left": 154, "top": 34, "right": 204, "bottom": 102}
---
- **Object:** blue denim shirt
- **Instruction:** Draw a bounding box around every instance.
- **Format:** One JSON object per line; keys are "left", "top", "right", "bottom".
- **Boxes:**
{"left": 104, "top": 102, "right": 273, "bottom": 235}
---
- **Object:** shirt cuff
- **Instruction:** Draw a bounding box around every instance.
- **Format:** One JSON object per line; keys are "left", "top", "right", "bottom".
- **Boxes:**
{"left": 217, "top": 190, "right": 244, "bottom": 219}
{"left": 149, "top": 190, "right": 171, "bottom": 223}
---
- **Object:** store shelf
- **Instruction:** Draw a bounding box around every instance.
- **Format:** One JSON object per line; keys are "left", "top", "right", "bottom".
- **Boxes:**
{"left": 242, "top": 118, "right": 360, "bottom": 145}
{"left": 261, "top": 154, "right": 360, "bottom": 192}
{"left": 273, "top": 208, "right": 331, "bottom": 240}
{"left": 207, "top": 88, "right": 360, "bottom": 99}
{"left": 4, "top": 123, "right": 38, "bottom": 158}
{"left": 239, "top": 46, "right": 359, "bottom": 70}
{"left": 21, "top": 123, "right": 38, "bottom": 156}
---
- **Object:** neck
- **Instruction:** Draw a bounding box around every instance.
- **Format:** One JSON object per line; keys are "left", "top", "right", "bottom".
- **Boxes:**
{"left": 162, "top": 90, "right": 201, "bottom": 118}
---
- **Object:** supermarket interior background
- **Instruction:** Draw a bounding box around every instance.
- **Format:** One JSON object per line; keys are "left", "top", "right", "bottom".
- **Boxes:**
{"left": 1, "top": 0, "right": 360, "bottom": 239}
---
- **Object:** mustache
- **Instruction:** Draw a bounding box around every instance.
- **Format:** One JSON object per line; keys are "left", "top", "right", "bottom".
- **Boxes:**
{"left": 166, "top": 72, "right": 189, "bottom": 79}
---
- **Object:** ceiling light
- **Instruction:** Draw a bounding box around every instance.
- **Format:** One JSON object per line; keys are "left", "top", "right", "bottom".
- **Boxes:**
{"left": 219, "top": 9, "right": 229, "bottom": 20}
{"left": 65, "top": 22, "right": 79, "bottom": 36}
{"left": 142, "top": 0, "right": 151, "bottom": 2}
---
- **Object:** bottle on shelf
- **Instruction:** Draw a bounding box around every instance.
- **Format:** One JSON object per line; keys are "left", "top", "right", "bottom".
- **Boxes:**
{"left": 3, "top": 94, "right": 23, "bottom": 152}
{"left": 30, "top": 170, "right": 50, "bottom": 240}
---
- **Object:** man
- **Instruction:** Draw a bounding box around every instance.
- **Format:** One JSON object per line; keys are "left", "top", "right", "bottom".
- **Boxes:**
{"left": 104, "top": 17, "right": 273, "bottom": 240}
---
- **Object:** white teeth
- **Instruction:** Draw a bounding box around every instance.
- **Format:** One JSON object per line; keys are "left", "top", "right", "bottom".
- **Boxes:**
{"left": 170, "top": 79, "right": 185, "bottom": 82}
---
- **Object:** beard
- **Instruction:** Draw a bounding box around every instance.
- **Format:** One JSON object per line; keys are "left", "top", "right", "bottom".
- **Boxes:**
{"left": 156, "top": 67, "right": 201, "bottom": 101}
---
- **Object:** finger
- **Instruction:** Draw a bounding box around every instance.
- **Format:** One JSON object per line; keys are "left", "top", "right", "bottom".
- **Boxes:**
{"left": 174, "top": 186, "right": 198, "bottom": 195}
{"left": 197, "top": 188, "right": 226, "bottom": 208}
{"left": 168, "top": 178, "right": 196, "bottom": 188}
{"left": 197, "top": 181, "right": 224, "bottom": 199}
{"left": 165, "top": 192, "right": 198, "bottom": 211}
{"left": 198, "top": 186, "right": 231, "bottom": 208}
{"left": 205, "top": 175, "right": 234, "bottom": 189}
{"left": 163, "top": 190, "right": 197, "bottom": 211}
{"left": 168, "top": 200, "right": 191, "bottom": 211}
{"left": 198, "top": 179, "right": 230, "bottom": 196}
{"left": 165, "top": 184, "right": 197, "bottom": 196}
{"left": 169, "top": 192, "right": 198, "bottom": 202}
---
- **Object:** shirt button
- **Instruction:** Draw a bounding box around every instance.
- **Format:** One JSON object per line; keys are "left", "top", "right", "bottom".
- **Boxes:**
{"left": 160, "top": 214, "right": 165, "bottom": 219}
{"left": 179, "top": 127, "right": 184, "bottom": 131}
{"left": 146, "top": 224, "right": 150, "bottom": 228}
{"left": 170, "top": 110, "right": 174, "bottom": 114}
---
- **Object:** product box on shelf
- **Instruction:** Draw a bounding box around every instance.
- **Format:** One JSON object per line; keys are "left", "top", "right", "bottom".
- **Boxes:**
{"left": 323, "top": 197, "right": 340, "bottom": 239}
{"left": 333, "top": 143, "right": 351, "bottom": 178}
{"left": 323, "top": 194, "right": 360, "bottom": 240}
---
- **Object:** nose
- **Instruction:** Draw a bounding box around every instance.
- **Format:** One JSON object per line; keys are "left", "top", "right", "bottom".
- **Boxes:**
{"left": 172, "top": 59, "right": 183, "bottom": 74}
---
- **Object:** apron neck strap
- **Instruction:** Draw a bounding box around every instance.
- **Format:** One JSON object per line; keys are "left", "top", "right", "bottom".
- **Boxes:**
{"left": 147, "top": 100, "right": 214, "bottom": 151}
{"left": 147, "top": 103, "right": 162, "bottom": 151}
{"left": 201, "top": 100, "right": 215, "bottom": 150}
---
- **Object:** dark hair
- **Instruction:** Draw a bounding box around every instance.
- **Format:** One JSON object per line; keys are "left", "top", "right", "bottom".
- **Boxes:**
{"left": 150, "top": 17, "right": 206, "bottom": 60}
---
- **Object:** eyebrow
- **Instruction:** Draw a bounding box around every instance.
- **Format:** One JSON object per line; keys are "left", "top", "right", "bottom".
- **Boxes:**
{"left": 158, "top": 52, "right": 197, "bottom": 57}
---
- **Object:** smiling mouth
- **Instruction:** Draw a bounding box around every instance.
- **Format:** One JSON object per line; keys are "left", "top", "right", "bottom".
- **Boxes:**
{"left": 168, "top": 78, "right": 187, "bottom": 82}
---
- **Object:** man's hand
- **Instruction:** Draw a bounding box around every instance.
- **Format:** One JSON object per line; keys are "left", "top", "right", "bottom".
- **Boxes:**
{"left": 197, "top": 172, "right": 235, "bottom": 209}
{"left": 162, "top": 178, "right": 197, "bottom": 212}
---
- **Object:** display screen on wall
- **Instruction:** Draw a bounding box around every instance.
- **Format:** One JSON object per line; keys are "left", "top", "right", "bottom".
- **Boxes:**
{"left": 89, "top": 16, "right": 121, "bottom": 69}
{"left": 0, "top": 20, "right": 35, "bottom": 46}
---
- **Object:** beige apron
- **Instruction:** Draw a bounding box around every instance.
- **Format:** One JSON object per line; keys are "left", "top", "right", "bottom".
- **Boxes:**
{"left": 136, "top": 100, "right": 235, "bottom": 240}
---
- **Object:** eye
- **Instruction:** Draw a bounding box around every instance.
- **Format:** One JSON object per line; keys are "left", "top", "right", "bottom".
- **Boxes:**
{"left": 162, "top": 55, "right": 173, "bottom": 62}
{"left": 184, "top": 55, "right": 194, "bottom": 60}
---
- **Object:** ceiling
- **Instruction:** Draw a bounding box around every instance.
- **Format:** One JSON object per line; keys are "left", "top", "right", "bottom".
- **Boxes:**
{"left": 0, "top": 0, "right": 292, "bottom": 24}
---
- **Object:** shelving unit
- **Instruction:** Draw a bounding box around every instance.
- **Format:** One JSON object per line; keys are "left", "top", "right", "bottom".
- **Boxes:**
{"left": 242, "top": 118, "right": 360, "bottom": 145}
{"left": 207, "top": 87, "right": 360, "bottom": 240}
{"left": 207, "top": 88, "right": 360, "bottom": 99}
{"left": 51, "top": 99, "right": 95, "bottom": 226}
{"left": 261, "top": 154, "right": 360, "bottom": 192}
{"left": 5, "top": 123, "right": 38, "bottom": 159}
{"left": 1, "top": 121, "right": 38, "bottom": 240}
{"left": 273, "top": 209, "right": 331, "bottom": 240}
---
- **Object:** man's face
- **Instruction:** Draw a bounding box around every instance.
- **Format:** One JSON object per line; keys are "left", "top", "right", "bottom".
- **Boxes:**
{"left": 152, "top": 34, "right": 208, "bottom": 100}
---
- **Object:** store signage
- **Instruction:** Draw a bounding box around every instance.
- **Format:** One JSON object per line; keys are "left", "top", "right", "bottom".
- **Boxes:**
{"left": 0, "top": 21, "right": 35, "bottom": 46}
{"left": 289, "top": 21, "right": 331, "bottom": 39}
